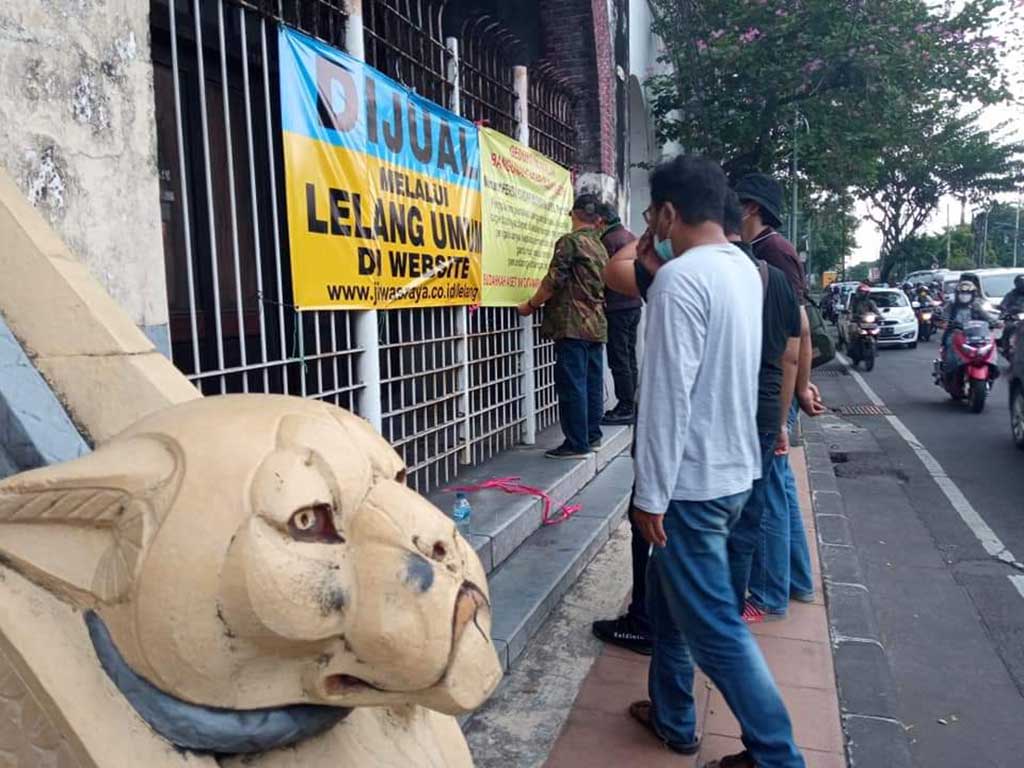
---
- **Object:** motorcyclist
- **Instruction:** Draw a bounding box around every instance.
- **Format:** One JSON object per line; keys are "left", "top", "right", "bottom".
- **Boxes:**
{"left": 913, "top": 283, "right": 935, "bottom": 307}
{"left": 940, "top": 280, "right": 996, "bottom": 370}
{"left": 1000, "top": 275, "right": 1024, "bottom": 316}
{"left": 849, "top": 283, "right": 878, "bottom": 317}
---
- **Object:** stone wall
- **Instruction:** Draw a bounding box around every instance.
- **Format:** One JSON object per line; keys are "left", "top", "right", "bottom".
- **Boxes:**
{"left": 0, "top": 1, "right": 168, "bottom": 351}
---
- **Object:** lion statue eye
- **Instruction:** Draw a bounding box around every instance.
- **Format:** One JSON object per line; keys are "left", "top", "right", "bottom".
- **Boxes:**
{"left": 287, "top": 504, "right": 344, "bottom": 544}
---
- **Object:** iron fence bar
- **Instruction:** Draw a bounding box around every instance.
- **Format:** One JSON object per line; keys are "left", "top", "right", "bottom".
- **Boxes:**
{"left": 259, "top": 15, "right": 290, "bottom": 394}
{"left": 216, "top": 0, "right": 250, "bottom": 391}
{"left": 193, "top": 0, "right": 228, "bottom": 393}
{"left": 447, "top": 34, "right": 473, "bottom": 466}
{"left": 237, "top": 6, "right": 270, "bottom": 391}
{"left": 515, "top": 64, "right": 538, "bottom": 444}
{"left": 167, "top": 0, "right": 202, "bottom": 376}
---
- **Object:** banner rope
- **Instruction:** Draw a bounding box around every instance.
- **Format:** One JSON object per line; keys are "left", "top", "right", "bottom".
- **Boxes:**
{"left": 445, "top": 476, "right": 581, "bottom": 526}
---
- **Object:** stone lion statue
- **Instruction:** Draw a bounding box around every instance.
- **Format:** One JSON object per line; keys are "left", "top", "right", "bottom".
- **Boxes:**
{"left": 0, "top": 395, "right": 502, "bottom": 766}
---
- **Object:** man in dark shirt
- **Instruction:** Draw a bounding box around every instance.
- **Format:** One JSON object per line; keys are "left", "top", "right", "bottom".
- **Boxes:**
{"left": 597, "top": 203, "right": 642, "bottom": 425}
{"left": 723, "top": 192, "right": 803, "bottom": 619}
{"left": 519, "top": 195, "right": 609, "bottom": 460}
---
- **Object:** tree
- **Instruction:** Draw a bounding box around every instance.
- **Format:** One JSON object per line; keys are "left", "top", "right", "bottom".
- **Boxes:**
{"left": 858, "top": 109, "right": 1023, "bottom": 281}
{"left": 647, "top": 0, "right": 1014, "bottom": 190}
{"left": 973, "top": 202, "right": 1024, "bottom": 267}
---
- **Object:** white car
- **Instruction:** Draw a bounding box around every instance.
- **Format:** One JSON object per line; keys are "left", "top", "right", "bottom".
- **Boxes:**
{"left": 870, "top": 288, "right": 919, "bottom": 348}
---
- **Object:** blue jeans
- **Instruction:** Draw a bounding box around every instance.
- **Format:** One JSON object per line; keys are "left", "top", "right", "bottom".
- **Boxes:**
{"left": 554, "top": 339, "right": 604, "bottom": 452}
{"left": 749, "top": 404, "right": 815, "bottom": 613}
{"left": 647, "top": 493, "right": 804, "bottom": 767}
{"left": 728, "top": 432, "right": 783, "bottom": 607}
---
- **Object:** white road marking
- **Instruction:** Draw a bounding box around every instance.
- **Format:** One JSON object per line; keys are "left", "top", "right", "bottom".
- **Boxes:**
{"left": 835, "top": 353, "right": 1024, "bottom": 579}
{"left": 1011, "top": 575, "right": 1024, "bottom": 601}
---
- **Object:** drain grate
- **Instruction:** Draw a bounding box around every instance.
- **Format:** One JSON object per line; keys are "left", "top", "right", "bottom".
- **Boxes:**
{"left": 832, "top": 403, "right": 892, "bottom": 416}
{"left": 814, "top": 367, "right": 848, "bottom": 378}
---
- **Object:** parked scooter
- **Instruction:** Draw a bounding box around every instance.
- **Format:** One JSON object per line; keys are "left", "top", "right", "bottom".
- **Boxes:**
{"left": 933, "top": 320, "right": 1000, "bottom": 413}
{"left": 844, "top": 311, "right": 880, "bottom": 371}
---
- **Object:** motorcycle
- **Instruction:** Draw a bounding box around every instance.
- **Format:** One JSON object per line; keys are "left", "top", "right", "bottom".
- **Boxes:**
{"left": 998, "top": 309, "right": 1024, "bottom": 362}
{"left": 845, "top": 311, "right": 880, "bottom": 371}
{"left": 913, "top": 299, "right": 940, "bottom": 342}
{"left": 933, "top": 320, "right": 1000, "bottom": 413}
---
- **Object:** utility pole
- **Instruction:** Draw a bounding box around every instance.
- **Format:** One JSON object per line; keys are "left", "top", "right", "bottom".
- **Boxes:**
{"left": 1014, "top": 203, "right": 1021, "bottom": 268}
{"left": 982, "top": 207, "right": 989, "bottom": 267}
{"left": 946, "top": 203, "right": 951, "bottom": 266}
{"left": 791, "top": 107, "right": 799, "bottom": 244}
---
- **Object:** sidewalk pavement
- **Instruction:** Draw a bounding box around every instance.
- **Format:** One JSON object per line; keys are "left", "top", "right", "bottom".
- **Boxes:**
{"left": 544, "top": 447, "right": 847, "bottom": 768}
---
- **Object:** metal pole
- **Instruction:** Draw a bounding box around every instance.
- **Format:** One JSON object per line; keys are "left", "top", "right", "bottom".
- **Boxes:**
{"left": 791, "top": 107, "right": 799, "bottom": 243}
{"left": 343, "top": 0, "right": 383, "bottom": 430}
{"left": 514, "top": 64, "right": 538, "bottom": 446}
{"left": 446, "top": 35, "right": 472, "bottom": 464}
{"left": 982, "top": 207, "right": 989, "bottom": 267}
{"left": 946, "top": 203, "right": 951, "bottom": 267}
{"left": 1014, "top": 203, "right": 1021, "bottom": 268}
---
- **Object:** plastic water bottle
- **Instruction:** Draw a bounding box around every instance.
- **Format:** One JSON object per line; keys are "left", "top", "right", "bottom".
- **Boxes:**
{"left": 452, "top": 492, "right": 472, "bottom": 524}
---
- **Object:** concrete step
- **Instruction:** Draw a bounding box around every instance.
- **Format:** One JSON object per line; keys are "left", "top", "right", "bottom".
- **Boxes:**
{"left": 485, "top": 455, "right": 633, "bottom": 670}
{"left": 428, "top": 424, "right": 632, "bottom": 575}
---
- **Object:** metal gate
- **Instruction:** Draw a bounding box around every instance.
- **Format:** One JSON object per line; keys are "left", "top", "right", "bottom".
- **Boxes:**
{"left": 153, "top": 0, "right": 579, "bottom": 494}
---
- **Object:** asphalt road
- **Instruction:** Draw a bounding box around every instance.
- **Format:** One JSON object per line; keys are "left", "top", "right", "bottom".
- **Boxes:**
{"left": 813, "top": 336, "right": 1024, "bottom": 768}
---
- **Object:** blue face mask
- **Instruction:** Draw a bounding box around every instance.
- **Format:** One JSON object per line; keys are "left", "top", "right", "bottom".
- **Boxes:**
{"left": 653, "top": 235, "right": 675, "bottom": 263}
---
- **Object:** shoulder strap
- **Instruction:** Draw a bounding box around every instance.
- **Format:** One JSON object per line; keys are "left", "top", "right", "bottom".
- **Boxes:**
{"left": 757, "top": 260, "right": 769, "bottom": 299}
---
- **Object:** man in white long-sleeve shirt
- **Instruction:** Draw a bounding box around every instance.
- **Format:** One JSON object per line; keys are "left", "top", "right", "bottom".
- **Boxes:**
{"left": 627, "top": 156, "right": 804, "bottom": 768}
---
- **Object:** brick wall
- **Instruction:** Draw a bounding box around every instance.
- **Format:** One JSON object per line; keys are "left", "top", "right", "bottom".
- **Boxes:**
{"left": 538, "top": 0, "right": 616, "bottom": 177}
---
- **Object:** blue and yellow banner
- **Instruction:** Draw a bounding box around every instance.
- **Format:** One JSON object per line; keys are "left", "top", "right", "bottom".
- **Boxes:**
{"left": 279, "top": 28, "right": 482, "bottom": 309}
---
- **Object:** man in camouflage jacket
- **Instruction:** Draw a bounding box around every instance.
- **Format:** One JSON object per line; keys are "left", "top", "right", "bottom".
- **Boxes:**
{"left": 518, "top": 195, "right": 609, "bottom": 459}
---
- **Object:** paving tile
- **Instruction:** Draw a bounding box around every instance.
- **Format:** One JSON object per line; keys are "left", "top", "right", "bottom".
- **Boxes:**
{"left": 750, "top": 601, "right": 830, "bottom": 643}
{"left": 546, "top": 709, "right": 697, "bottom": 768}
{"left": 756, "top": 635, "right": 836, "bottom": 691}
{"left": 705, "top": 686, "right": 844, "bottom": 754}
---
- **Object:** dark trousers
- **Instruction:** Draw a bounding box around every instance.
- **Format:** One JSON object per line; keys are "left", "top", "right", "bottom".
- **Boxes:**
{"left": 627, "top": 499, "right": 651, "bottom": 631}
{"left": 554, "top": 339, "right": 604, "bottom": 452}
{"left": 606, "top": 308, "right": 641, "bottom": 412}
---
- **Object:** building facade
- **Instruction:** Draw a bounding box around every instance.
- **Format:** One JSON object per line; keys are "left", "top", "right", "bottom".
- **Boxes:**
{"left": 0, "top": 0, "right": 665, "bottom": 492}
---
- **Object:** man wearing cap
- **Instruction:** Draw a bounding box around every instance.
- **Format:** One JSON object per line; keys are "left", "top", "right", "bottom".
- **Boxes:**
{"left": 597, "top": 203, "right": 642, "bottom": 426}
{"left": 518, "top": 195, "right": 609, "bottom": 459}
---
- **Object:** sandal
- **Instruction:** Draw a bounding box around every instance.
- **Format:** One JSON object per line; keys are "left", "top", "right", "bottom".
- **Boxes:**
{"left": 628, "top": 700, "right": 701, "bottom": 755}
{"left": 702, "top": 750, "right": 757, "bottom": 768}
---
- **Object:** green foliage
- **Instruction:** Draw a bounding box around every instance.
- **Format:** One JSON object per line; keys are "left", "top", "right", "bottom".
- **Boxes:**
{"left": 973, "top": 202, "right": 1024, "bottom": 267}
{"left": 648, "top": 0, "right": 1023, "bottom": 283}
{"left": 648, "top": 0, "right": 1014, "bottom": 187}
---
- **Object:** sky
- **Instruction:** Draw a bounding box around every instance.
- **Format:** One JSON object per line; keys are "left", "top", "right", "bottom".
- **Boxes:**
{"left": 848, "top": 0, "right": 1024, "bottom": 266}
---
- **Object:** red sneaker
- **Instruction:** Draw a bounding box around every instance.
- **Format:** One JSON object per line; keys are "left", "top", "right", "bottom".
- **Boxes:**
{"left": 741, "top": 601, "right": 765, "bottom": 624}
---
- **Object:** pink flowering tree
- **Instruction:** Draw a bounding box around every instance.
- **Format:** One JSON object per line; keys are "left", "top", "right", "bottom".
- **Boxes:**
{"left": 647, "top": 0, "right": 1023, "bottom": 278}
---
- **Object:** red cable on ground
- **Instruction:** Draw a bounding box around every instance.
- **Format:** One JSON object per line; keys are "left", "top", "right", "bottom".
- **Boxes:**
{"left": 446, "top": 476, "right": 581, "bottom": 526}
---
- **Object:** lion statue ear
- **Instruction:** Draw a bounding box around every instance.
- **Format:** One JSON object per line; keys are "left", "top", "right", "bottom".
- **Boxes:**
{"left": 0, "top": 435, "right": 180, "bottom": 606}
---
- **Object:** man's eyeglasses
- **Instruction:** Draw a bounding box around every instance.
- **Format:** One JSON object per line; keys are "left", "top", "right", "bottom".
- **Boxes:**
{"left": 642, "top": 205, "right": 654, "bottom": 226}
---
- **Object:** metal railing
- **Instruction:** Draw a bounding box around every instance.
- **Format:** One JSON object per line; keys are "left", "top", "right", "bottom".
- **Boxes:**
{"left": 153, "top": 0, "right": 579, "bottom": 495}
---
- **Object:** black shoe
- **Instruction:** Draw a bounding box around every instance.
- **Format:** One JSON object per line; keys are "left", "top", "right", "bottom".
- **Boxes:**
{"left": 592, "top": 614, "right": 652, "bottom": 655}
{"left": 602, "top": 406, "right": 635, "bottom": 425}
{"left": 545, "top": 443, "right": 592, "bottom": 460}
{"left": 589, "top": 437, "right": 603, "bottom": 449}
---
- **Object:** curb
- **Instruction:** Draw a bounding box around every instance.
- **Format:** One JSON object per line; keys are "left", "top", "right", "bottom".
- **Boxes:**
{"left": 801, "top": 414, "right": 915, "bottom": 768}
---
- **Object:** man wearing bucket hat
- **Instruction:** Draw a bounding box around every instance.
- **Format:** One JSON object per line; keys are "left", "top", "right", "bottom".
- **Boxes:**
{"left": 735, "top": 173, "right": 805, "bottom": 299}
{"left": 734, "top": 173, "right": 820, "bottom": 624}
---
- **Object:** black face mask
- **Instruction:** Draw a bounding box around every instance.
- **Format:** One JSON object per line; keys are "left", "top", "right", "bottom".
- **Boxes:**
{"left": 635, "top": 260, "right": 655, "bottom": 302}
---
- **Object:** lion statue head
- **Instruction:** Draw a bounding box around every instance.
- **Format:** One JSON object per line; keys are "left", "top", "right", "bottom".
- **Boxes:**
{"left": 0, "top": 395, "right": 502, "bottom": 731}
